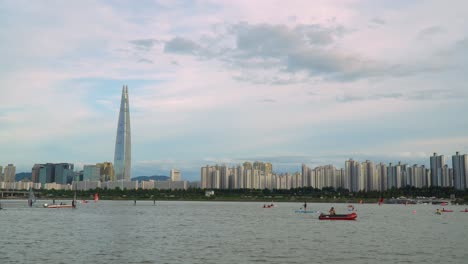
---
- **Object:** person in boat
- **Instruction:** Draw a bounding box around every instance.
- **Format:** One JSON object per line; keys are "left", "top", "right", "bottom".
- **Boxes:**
{"left": 263, "top": 204, "right": 266, "bottom": 208}
{"left": 436, "top": 209, "right": 441, "bottom": 215}
{"left": 72, "top": 200, "right": 76, "bottom": 208}
{"left": 329, "top": 207, "right": 336, "bottom": 215}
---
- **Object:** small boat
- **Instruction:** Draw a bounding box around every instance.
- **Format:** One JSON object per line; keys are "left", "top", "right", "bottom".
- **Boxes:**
{"left": 319, "top": 212, "right": 357, "bottom": 220}
{"left": 460, "top": 209, "right": 468, "bottom": 212}
{"left": 43, "top": 203, "right": 73, "bottom": 208}
{"left": 441, "top": 209, "right": 453, "bottom": 212}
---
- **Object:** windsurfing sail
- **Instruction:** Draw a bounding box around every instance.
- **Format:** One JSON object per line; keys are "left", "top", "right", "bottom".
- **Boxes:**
{"left": 28, "top": 187, "right": 36, "bottom": 207}
{"left": 72, "top": 190, "right": 77, "bottom": 208}
{"left": 94, "top": 193, "right": 99, "bottom": 203}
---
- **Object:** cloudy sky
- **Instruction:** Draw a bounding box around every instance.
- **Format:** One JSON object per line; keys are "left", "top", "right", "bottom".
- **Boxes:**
{"left": 1, "top": 0, "right": 467, "bottom": 180}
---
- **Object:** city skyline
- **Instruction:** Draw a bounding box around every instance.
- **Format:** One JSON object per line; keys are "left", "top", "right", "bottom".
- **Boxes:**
{"left": 1, "top": 1, "right": 468, "bottom": 180}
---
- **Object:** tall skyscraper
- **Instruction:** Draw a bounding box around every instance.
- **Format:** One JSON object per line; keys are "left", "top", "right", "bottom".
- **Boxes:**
{"left": 114, "top": 85, "right": 132, "bottom": 181}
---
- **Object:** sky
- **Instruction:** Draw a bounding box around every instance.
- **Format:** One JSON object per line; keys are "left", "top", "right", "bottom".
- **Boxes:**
{"left": 1, "top": 0, "right": 468, "bottom": 180}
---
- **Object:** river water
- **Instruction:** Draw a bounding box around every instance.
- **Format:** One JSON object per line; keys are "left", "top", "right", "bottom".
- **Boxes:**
{"left": 0, "top": 200, "right": 467, "bottom": 264}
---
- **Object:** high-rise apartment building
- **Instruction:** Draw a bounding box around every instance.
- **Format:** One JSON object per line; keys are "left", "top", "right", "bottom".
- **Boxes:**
{"left": 376, "top": 163, "right": 387, "bottom": 191}
{"left": 170, "top": 169, "right": 181, "bottom": 181}
{"left": 430, "top": 153, "right": 445, "bottom": 187}
{"left": 452, "top": 152, "right": 468, "bottom": 190}
{"left": 114, "top": 85, "right": 132, "bottom": 181}
{"left": 4, "top": 164, "right": 16, "bottom": 182}
{"left": 345, "top": 159, "right": 361, "bottom": 192}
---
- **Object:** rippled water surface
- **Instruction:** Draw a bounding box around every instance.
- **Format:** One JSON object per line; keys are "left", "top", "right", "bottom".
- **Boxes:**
{"left": 1, "top": 200, "right": 467, "bottom": 264}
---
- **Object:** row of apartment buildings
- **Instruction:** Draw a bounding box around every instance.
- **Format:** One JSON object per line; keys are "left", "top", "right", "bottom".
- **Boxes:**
{"left": 0, "top": 161, "right": 187, "bottom": 191}
{"left": 0, "top": 180, "right": 188, "bottom": 191}
{"left": 200, "top": 152, "right": 468, "bottom": 191}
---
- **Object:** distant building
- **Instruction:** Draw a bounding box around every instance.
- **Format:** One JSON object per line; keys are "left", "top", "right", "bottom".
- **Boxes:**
{"left": 54, "top": 163, "right": 74, "bottom": 184}
{"left": 140, "top": 180, "right": 155, "bottom": 190}
{"left": 452, "top": 152, "right": 468, "bottom": 190}
{"left": 102, "top": 180, "right": 137, "bottom": 190}
{"left": 154, "top": 181, "right": 187, "bottom": 190}
{"left": 83, "top": 162, "right": 115, "bottom": 182}
{"left": 39, "top": 164, "right": 55, "bottom": 185}
{"left": 345, "top": 159, "right": 361, "bottom": 192}
{"left": 100, "top": 162, "right": 115, "bottom": 181}
{"left": 73, "top": 180, "right": 100, "bottom": 191}
{"left": 36, "top": 163, "right": 74, "bottom": 185}
{"left": 3, "top": 164, "right": 16, "bottom": 182}
{"left": 31, "top": 164, "right": 42, "bottom": 183}
{"left": 83, "top": 165, "right": 101, "bottom": 181}
{"left": 430, "top": 153, "right": 445, "bottom": 187}
{"left": 170, "top": 169, "right": 181, "bottom": 181}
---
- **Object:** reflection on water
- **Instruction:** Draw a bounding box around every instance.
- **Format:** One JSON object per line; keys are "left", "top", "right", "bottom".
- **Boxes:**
{"left": 0, "top": 200, "right": 467, "bottom": 264}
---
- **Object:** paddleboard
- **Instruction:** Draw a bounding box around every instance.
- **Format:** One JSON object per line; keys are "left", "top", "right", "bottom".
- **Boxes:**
{"left": 295, "top": 210, "right": 319, "bottom": 214}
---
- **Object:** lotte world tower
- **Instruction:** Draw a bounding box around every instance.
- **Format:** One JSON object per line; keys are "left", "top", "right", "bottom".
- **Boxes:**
{"left": 114, "top": 85, "right": 131, "bottom": 181}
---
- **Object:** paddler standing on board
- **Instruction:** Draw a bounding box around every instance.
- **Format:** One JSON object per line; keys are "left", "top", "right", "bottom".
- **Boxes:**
{"left": 303, "top": 201, "right": 307, "bottom": 212}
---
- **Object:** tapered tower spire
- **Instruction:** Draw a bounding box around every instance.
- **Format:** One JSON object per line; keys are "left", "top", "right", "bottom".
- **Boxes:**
{"left": 114, "top": 85, "right": 131, "bottom": 181}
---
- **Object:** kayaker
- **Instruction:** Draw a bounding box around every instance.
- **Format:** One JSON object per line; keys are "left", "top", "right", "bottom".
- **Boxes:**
{"left": 329, "top": 207, "right": 336, "bottom": 215}
{"left": 436, "top": 209, "right": 441, "bottom": 215}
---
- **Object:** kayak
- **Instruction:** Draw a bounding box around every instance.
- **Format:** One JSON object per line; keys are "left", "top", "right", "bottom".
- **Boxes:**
{"left": 442, "top": 209, "right": 453, "bottom": 212}
{"left": 319, "top": 212, "right": 357, "bottom": 220}
{"left": 460, "top": 210, "right": 468, "bottom": 212}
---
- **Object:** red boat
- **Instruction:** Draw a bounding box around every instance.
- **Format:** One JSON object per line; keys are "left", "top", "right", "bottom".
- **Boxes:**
{"left": 442, "top": 209, "right": 453, "bottom": 212}
{"left": 319, "top": 212, "right": 357, "bottom": 220}
{"left": 460, "top": 209, "right": 468, "bottom": 212}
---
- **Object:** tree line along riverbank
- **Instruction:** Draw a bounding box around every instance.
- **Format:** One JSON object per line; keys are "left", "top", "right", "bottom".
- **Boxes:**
{"left": 7, "top": 186, "right": 467, "bottom": 204}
